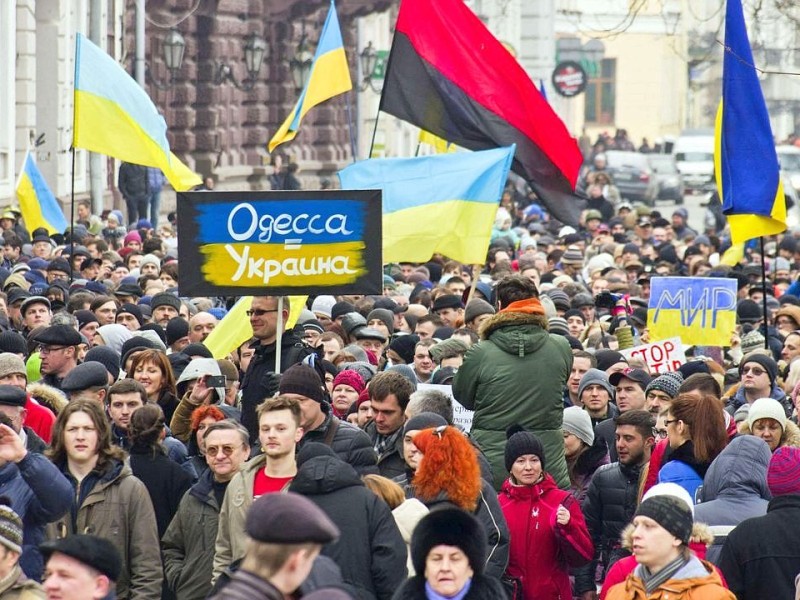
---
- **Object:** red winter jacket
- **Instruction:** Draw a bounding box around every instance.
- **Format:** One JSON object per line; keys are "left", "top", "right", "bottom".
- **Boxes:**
{"left": 498, "top": 473, "right": 594, "bottom": 600}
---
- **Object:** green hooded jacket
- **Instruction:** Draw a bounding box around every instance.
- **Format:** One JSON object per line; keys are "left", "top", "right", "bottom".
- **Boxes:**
{"left": 453, "top": 309, "right": 573, "bottom": 490}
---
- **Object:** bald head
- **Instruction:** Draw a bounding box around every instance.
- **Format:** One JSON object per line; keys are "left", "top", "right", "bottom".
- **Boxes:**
{"left": 188, "top": 311, "right": 218, "bottom": 343}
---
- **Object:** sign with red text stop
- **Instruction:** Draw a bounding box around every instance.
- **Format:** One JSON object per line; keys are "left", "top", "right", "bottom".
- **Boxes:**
{"left": 621, "top": 337, "right": 686, "bottom": 375}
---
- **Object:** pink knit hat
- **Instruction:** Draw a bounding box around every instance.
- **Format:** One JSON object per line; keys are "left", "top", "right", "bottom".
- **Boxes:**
{"left": 768, "top": 446, "right": 800, "bottom": 497}
{"left": 332, "top": 370, "right": 365, "bottom": 394}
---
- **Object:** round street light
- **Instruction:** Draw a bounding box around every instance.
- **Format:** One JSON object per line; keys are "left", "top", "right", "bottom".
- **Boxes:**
{"left": 162, "top": 29, "right": 186, "bottom": 79}
{"left": 290, "top": 35, "right": 314, "bottom": 90}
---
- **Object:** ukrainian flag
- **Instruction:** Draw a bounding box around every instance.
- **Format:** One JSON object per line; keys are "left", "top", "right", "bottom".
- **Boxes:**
{"left": 73, "top": 33, "right": 200, "bottom": 191}
{"left": 338, "top": 145, "right": 515, "bottom": 264}
{"left": 268, "top": 1, "right": 352, "bottom": 152}
{"left": 15, "top": 152, "right": 68, "bottom": 235}
{"left": 714, "top": 0, "right": 785, "bottom": 244}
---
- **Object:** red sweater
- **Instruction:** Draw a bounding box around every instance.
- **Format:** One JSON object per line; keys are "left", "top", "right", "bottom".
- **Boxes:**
{"left": 24, "top": 396, "right": 55, "bottom": 443}
{"left": 498, "top": 474, "right": 594, "bottom": 600}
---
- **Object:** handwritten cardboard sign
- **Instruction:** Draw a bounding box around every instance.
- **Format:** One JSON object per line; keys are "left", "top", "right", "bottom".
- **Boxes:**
{"left": 177, "top": 190, "right": 382, "bottom": 296}
{"left": 647, "top": 277, "right": 737, "bottom": 346}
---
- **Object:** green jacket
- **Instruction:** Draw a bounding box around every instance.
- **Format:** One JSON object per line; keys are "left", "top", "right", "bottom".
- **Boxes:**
{"left": 453, "top": 309, "right": 572, "bottom": 490}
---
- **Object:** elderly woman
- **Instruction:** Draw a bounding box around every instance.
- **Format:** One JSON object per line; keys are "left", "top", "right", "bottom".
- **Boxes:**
{"left": 392, "top": 508, "right": 507, "bottom": 599}
{"left": 738, "top": 397, "right": 800, "bottom": 452}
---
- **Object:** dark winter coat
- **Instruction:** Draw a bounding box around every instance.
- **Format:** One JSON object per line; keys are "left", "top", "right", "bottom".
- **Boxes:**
{"left": 289, "top": 455, "right": 407, "bottom": 600}
{"left": 128, "top": 446, "right": 193, "bottom": 537}
{"left": 718, "top": 494, "right": 800, "bottom": 600}
{"left": 694, "top": 436, "right": 771, "bottom": 564}
{"left": 162, "top": 469, "right": 223, "bottom": 600}
{"left": 498, "top": 474, "right": 594, "bottom": 600}
{"left": 575, "top": 461, "right": 646, "bottom": 594}
{"left": 364, "top": 420, "right": 405, "bottom": 480}
{"left": 0, "top": 453, "right": 72, "bottom": 581}
{"left": 725, "top": 382, "right": 792, "bottom": 418}
{"left": 118, "top": 163, "right": 149, "bottom": 202}
{"left": 568, "top": 443, "right": 610, "bottom": 504}
{"left": 391, "top": 575, "right": 507, "bottom": 600}
{"left": 453, "top": 309, "right": 573, "bottom": 490}
{"left": 299, "top": 407, "right": 378, "bottom": 475}
{"left": 239, "top": 335, "right": 312, "bottom": 443}
{"left": 207, "top": 570, "right": 284, "bottom": 600}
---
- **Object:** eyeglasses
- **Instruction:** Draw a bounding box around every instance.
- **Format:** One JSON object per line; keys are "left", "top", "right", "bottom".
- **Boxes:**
{"left": 246, "top": 309, "right": 278, "bottom": 317}
{"left": 38, "top": 345, "right": 67, "bottom": 355}
{"left": 206, "top": 444, "right": 243, "bottom": 457}
{"left": 742, "top": 366, "right": 766, "bottom": 376}
{"left": 664, "top": 419, "right": 678, "bottom": 427}
{"left": 653, "top": 428, "right": 668, "bottom": 439}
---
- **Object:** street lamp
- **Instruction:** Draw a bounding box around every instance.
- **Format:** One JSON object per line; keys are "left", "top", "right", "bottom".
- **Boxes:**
{"left": 214, "top": 32, "right": 268, "bottom": 91}
{"left": 289, "top": 35, "right": 314, "bottom": 90}
{"left": 146, "top": 29, "right": 186, "bottom": 89}
{"left": 360, "top": 42, "right": 377, "bottom": 91}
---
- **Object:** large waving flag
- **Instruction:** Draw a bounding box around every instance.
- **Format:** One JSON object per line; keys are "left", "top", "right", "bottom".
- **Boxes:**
{"left": 379, "top": 0, "right": 583, "bottom": 225}
{"left": 268, "top": 1, "right": 352, "bottom": 152}
{"left": 339, "top": 146, "right": 514, "bottom": 264}
{"left": 73, "top": 33, "right": 200, "bottom": 191}
{"left": 714, "top": 0, "right": 785, "bottom": 243}
{"left": 15, "top": 152, "right": 68, "bottom": 235}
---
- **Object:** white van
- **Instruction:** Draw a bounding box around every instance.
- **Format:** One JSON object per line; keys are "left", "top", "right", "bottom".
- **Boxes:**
{"left": 673, "top": 131, "right": 715, "bottom": 192}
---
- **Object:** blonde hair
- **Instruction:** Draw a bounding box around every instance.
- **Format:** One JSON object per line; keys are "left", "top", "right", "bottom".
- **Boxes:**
{"left": 362, "top": 474, "right": 406, "bottom": 509}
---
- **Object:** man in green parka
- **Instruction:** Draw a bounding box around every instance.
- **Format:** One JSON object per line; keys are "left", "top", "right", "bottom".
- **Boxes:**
{"left": 453, "top": 275, "right": 572, "bottom": 490}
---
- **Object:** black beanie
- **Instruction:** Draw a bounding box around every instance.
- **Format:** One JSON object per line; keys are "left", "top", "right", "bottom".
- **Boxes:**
{"left": 404, "top": 412, "right": 447, "bottom": 436}
{"left": 739, "top": 353, "right": 778, "bottom": 387}
{"left": 504, "top": 426, "right": 545, "bottom": 472}
{"left": 0, "top": 331, "right": 27, "bottom": 356}
{"left": 166, "top": 318, "right": 190, "bottom": 346}
{"left": 594, "top": 350, "right": 628, "bottom": 372}
{"left": 279, "top": 364, "right": 325, "bottom": 403}
{"left": 389, "top": 334, "right": 419, "bottom": 365}
{"left": 635, "top": 496, "right": 693, "bottom": 545}
{"left": 410, "top": 508, "right": 486, "bottom": 578}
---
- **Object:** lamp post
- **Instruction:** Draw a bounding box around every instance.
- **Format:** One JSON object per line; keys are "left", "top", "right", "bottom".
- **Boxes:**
{"left": 289, "top": 35, "right": 314, "bottom": 90}
{"left": 146, "top": 29, "right": 186, "bottom": 89}
{"left": 214, "top": 32, "right": 267, "bottom": 91}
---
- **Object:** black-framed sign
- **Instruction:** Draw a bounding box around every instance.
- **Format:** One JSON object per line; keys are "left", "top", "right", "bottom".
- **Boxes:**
{"left": 177, "top": 190, "right": 383, "bottom": 296}
{"left": 551, "top": 61, "right": 587, "bottom": 97}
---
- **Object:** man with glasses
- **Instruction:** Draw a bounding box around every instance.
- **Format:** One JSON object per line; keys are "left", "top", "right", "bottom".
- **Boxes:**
{"left": 239, "top": 296, "right": 312, "bottom": 443}
{"left": 726, "top": 353, "right": 791, "bottom": 417}
{"left": 32, "top": 325, "right": 80, "bottom": 391}
{"left": 163, "top": 420, "right": 250, "bottom": 600}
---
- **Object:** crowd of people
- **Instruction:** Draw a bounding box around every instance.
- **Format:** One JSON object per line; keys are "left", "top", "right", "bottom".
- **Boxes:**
{"left": 0, "top": 171, "right": 798, "bottom": 600}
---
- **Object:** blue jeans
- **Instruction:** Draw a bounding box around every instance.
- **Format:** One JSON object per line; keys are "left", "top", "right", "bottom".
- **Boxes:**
{"left": 148, "top": 190, "right": 161, "bottom": 228}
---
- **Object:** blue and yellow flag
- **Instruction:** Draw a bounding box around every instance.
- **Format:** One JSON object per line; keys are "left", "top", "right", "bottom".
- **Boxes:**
{"left": 338, "top": 146, "right": 515, "bottom": 264}
{"left": 16, "top": 152, "right": 67, "bottom": 235}
{"left": 73, "top": 33, "right": 200, "bottom": 191}
{"left": 268, "top": 1, "right": 352, "bottom": 152}
{"left": 714, "top": 0, "right": 785, "bottom": 244}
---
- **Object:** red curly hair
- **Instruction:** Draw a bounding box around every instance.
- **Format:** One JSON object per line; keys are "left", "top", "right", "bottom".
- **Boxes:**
{"left": 190, "top": 404, "right": 226, "bottom": 431}
{"left": 411, "top": 426, "right": 481, "bottom": 512}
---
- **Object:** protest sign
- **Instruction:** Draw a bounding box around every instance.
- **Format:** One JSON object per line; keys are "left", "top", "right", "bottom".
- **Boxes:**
{"left": 647, "top": 277, "right": 737, "bottom": 346}
{"left": 417, "top": 383, "right": 474, "bottom": 432}
{"left": 177, "top": 190, "right": 382, "bottom": 296}
{"left": 621, "top": 337, "right": 686, "bottom": 375}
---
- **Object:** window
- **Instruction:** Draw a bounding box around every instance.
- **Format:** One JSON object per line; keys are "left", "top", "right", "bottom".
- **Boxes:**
{"left": 585, "top": 58, "right": 616, "bottom": 125}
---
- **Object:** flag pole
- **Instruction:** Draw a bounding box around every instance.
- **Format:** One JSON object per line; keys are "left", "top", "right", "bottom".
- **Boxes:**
{"left": 760, "top": 236, "right": 769, "bottom": 350}
{"left": 275, "top": 296, "right": 284, "bottom": 375}
{"left": 69, "top": 147, "right": 76, "bottom": 284}
{"left": 345, "top": 92, "right": 358, "bottom": 163}
{"left": 367, "top": 110, "right": 380, "bottom": 159}
{"left": 466, "top": 265, "right": 481, "bottom": 303}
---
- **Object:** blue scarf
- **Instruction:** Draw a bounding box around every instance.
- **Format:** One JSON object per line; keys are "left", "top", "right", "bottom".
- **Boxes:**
{"left": 425, "top": 578, "right": 472, "bottom": 600}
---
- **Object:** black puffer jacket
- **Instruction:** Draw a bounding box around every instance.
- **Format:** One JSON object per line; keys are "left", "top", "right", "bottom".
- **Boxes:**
{"left": 240, "top": 334, "right": 313, "bottom": 443}
{"left": 289, "top": 455, "right": 408, "bottom": 600}
{"left": 575, "top": 461, "right": 645, "bottom": 594}
{"left": 391, "top": 575, "right": 506, "bottom": 600}
{"left": 299, "top": 406, "right": 378, "bottom": 475}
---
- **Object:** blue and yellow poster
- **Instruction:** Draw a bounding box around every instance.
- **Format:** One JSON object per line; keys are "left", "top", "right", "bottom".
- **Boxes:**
{"left": 177, "top": 190, "right": 382, "bottom": 296}
{"left": 647, "top": 277, "right": 737, "bottom": 346}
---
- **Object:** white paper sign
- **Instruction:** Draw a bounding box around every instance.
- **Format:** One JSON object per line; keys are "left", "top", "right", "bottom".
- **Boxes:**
{"left": 417, "top": 383, "right": 474, "bottom": 432}
{"left": 620, "top": 337, "right": 686, "bottom": 375}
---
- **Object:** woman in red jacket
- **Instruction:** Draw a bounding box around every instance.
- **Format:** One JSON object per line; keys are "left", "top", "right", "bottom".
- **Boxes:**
{"left": 498, "top": 426, "right": 594, "bottom": 600}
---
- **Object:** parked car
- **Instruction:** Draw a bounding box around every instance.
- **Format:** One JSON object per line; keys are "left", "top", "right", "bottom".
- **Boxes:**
{"left": 777, "top": 145, "right": 800, "bottom": 194}
{"left": 673, "top": 131, "right": 715, "bottom": 192}
{"left": 604, "top": 150, "right": 658, "bottom": 206}
{"left": 648, "top": 154, "right": 685, "bottom": 204}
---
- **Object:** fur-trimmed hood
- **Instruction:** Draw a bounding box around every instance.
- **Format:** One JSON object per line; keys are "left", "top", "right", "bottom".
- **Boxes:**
{"left": 27, "top": 382, "right": 68, "bottom": 415}
{"left": 478, "top": 310, "right": 552, "bottom": 363}
{"left": 619, "top": 521, "right": 714, "bottom": 551}
{"left": 738, "top": 419, "right": 800, "bottom": 448}
{"left": 479, "top": 308, "right": 549, "bottom": 340}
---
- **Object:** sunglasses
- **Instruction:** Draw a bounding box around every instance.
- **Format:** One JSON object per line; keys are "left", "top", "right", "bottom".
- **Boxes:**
{"left": 206, "top": 444, "right": 243, "bottom": 457}
{"left": 246, "top": 309, "right": 278, "bottom": 317}
{"left": 742, "top": 366, "right": 766, "bottom": 376}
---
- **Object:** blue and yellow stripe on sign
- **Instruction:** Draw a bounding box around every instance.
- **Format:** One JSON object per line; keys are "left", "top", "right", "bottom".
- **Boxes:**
{"left": 268, "top": 1, "right": 352, "bottom": 151}
{"left": 73, "top": 34, "right": 201, "bottom": 192}
{"left": 647, "top": 277, "right": 737, "bottom": 346}
{"left": 16, "top": 152, "right": 67, "bottom": 235}
{"left": 193, "top": 199, "right": 367, "bottom": 288}
{"left": 714, "top": 0, "right": 785, "bottom": 244}
{"left": 338, "top": 145, "right": 515, "bottom": 264}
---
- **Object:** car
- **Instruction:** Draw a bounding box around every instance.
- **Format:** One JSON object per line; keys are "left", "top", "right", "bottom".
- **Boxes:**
{"left": 777, "top": 145, "right": 800, "bottom": 194}
{"left": 647, "top": 154, "right": 685, "bottom": 204}
{"left": 604, "top": 150, "right": 659, "bottom": 206}
{"left": 673, "top": 132, "right": 715, "bottom": 192}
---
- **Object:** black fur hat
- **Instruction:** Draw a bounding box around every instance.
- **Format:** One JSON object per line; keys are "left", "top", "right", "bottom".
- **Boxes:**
{"left": 410, "top": 507, "right": 486, "bottom": 577}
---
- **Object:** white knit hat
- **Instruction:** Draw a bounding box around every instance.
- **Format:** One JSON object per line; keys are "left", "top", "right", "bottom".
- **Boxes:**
{"left": 747, "top": 397, "right": 787, "bottom": 431}
{"left": 562, "top": 406, "right": 594, "bottom": 446}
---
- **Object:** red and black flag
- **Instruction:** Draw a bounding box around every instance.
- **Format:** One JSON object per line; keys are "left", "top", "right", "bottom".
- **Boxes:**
{"left": 379, "top": 0, "right": 584, "bottom": 225}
